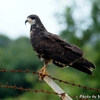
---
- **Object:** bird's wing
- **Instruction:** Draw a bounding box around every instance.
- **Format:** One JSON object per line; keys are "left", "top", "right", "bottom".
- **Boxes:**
{"left": 34, "top": 31, "right": 84, "bottom": 66}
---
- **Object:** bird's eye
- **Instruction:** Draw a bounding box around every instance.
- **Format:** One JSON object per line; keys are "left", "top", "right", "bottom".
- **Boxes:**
{"left": 31, "top": 17, "right": 35, "bottom": 20}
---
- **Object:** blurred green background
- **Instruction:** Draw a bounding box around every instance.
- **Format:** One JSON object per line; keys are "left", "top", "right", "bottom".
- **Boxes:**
{"left": 0, "top": 0, "right": 100, "bottom": 100}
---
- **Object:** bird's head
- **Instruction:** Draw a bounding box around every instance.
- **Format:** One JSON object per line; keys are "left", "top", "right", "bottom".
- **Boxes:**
{"left": 25, "top": 14, "right": 40, "bottom": 26}
{"left": 25, "top": 14, "right": 46, "bottom": 31}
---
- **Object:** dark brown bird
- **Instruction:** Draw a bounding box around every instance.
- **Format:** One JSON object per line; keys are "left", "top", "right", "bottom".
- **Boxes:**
{"left": 25, "top": 14, "right": 95, "bottom": 79}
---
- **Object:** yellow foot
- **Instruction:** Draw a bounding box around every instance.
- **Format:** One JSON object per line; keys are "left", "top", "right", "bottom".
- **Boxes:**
{"left": 38, "top": 66, "right": 49, "bottom": 81}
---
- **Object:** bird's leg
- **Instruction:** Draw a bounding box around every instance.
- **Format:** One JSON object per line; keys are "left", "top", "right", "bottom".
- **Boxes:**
{"left": 38, "top": 65, "right": 49, "bottom": 81}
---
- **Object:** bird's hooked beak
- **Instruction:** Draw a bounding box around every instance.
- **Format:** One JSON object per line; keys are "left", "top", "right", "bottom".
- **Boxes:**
{"left": 25, "top": 17, "right": 36, "bottom": 25}
{"left": 25, "top": 20, "right": 28, "bottom": 25}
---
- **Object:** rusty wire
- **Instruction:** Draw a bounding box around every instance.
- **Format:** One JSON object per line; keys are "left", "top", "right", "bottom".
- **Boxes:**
{"left": 0, "top": 83, "right": 79, "bottom": 99}
{"left": 0, "top": 69, "right": 100, "bottom": 93}
{"left": 0, "top": 69, "right": 38, "bottom": 75}
{"left": 50, "top": 76, "right": 100, "bottom": 92}
{"left": 0, "top": 83, "right": 58, "bottom": 95}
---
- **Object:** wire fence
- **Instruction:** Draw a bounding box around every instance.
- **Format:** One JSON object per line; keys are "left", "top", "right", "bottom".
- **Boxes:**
{"left": 0, "top": 69, "right": 100, "bottom": 99}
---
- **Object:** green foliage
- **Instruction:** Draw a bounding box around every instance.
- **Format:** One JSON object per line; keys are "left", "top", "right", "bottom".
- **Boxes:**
{"left": 0, "top": 35, "right": 41, "bottom": 98}
{"left": 0, "top": 34, "right": 11, "bottom": 47}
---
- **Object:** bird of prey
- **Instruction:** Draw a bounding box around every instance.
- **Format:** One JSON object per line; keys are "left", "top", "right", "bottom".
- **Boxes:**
{"left": 25, "top": 14, "right": 95, "bottom": 80}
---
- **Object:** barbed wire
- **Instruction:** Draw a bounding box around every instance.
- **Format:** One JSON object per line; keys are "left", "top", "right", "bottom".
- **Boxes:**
{"left": 0, "top": 83, "right": 58, "bottom": 95}
{"left": 0, "top": 69, "right": 100, "bottom": 93}
{"left": 50, "top": 76, "right": 100, "bottom": 92}
{"left": 0, "top": 69, "right": 38, "bottom": 75}
{"left": 0, "top": 83, "right": 78, "bottom": 99}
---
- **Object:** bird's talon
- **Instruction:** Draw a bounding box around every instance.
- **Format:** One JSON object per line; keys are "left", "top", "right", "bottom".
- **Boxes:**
{"left": 37, "top": 68, "right": 49, "bottom": 81}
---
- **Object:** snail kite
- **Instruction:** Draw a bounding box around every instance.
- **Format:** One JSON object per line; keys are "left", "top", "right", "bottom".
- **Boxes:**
{"left": 25, "top": 14, "right": 95, "bottom": 79}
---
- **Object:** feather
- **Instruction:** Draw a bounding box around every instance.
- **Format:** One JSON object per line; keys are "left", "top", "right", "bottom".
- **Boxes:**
{"left": 70, "top": 57, "right": 95, "bottom": 75}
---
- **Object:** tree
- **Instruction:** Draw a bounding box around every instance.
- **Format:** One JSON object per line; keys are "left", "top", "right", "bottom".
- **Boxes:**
{"left": 0, "top": 34, "right": 11, "bottom": 47}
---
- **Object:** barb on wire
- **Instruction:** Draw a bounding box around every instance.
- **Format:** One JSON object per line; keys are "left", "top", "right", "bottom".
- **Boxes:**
{"left": 0, "top": 69, "right": 100, "bottom": 92}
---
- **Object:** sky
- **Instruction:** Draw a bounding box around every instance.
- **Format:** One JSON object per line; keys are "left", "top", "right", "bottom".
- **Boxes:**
{"left": 0, "top": 0, "right": 90, "bottom": 39}
{"left": 0, "top": 0, "right": 69, "bottom": 39}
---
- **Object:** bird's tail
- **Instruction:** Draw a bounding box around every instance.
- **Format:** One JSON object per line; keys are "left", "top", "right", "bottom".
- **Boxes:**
{"left": 70, "top": 57, "right": 96, "bottom": 75}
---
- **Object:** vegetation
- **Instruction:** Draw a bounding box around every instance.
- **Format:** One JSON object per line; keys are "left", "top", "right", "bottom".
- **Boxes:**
{"left": 0, "top": 0, "right": 100, "bottom": 99}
